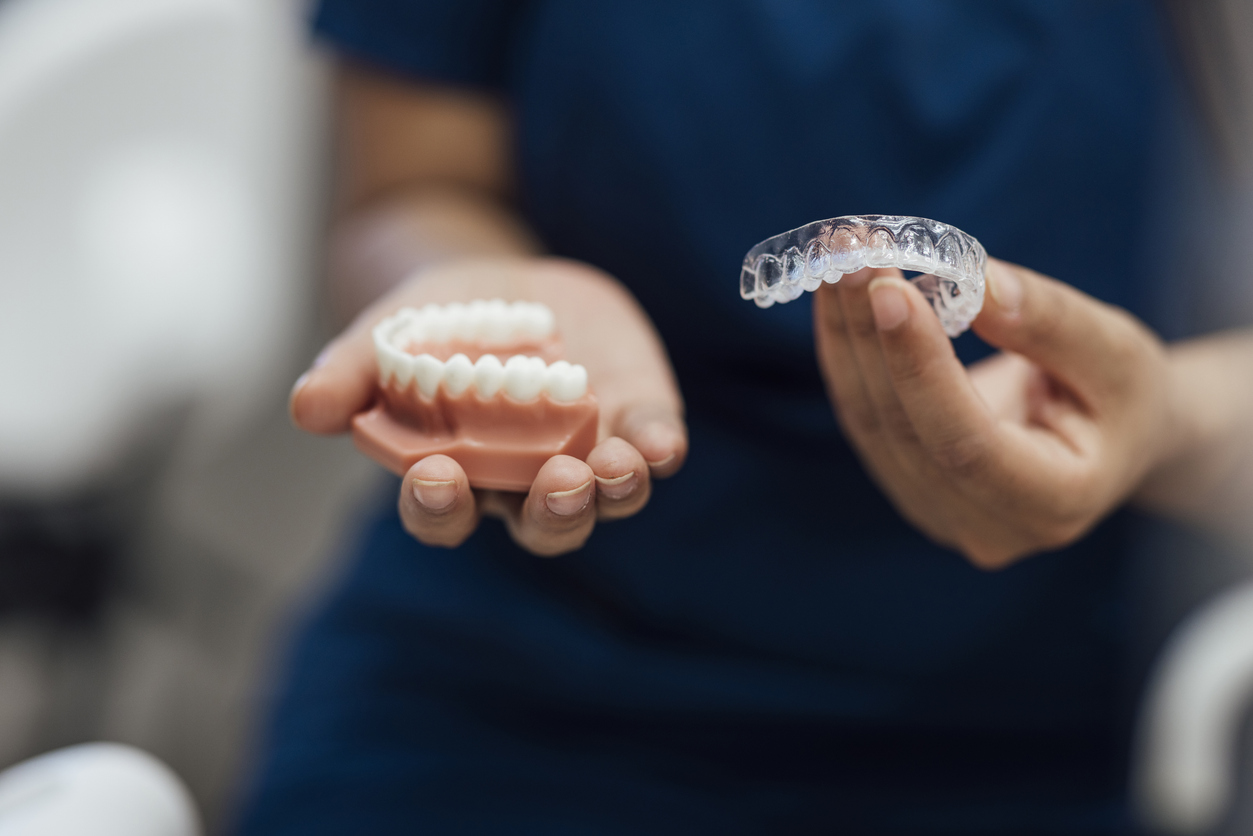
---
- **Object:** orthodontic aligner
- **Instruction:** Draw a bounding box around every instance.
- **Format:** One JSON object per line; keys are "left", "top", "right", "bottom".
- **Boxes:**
{"left": 352, "top": 301, "right": 599, "bottom": 492}
{"left": 740, "top": 215, "right": 987, "bottom": 337}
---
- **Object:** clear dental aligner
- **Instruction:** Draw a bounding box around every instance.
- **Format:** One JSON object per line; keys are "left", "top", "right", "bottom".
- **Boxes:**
{"left": 355, "top": 301, "right": 599, "bottom": 492}
{"left": 739, "top": 215, "right": 987, "bottom": 337}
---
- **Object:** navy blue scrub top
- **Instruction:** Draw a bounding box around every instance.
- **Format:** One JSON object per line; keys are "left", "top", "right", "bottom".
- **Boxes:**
{"left": 241, "top": 2, "right": 1186, "bottom": 833}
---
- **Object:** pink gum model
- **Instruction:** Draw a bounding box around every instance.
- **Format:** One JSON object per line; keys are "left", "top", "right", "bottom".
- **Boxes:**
{"left": 351, "top": 301, "right": 599, "bottom": 492}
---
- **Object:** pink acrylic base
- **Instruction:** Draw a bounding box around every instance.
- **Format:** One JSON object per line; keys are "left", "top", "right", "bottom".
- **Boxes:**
{"left": 352, "top": 397, "right": 598, "bottom": 492}
{"left": 352, "top": 349, "right": 599, "bottom": 492}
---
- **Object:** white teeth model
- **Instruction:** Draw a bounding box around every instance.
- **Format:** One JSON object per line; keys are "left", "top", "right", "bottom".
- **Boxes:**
{"left": 473, "top": 354, "right": 505, "bottom": 397}
{"left": 503, "top": 355, "right": 547, "bottom": 401}
{"left": 413, "top": 354, "right": 444, "bottom": 399}
{"left": 373, "top": 301, "right": 586, "bottom": 401}
{"left": 377, "top": 299, "right": 556, "bottom": 349}
{"left": 375, "top": 349, "right": 587, "bottom": 402}
{"left": 443, "top": 353, "right": 475, "bottom": 395}
{"left": 544, "top": 361, "right": 587, "bottom": 402}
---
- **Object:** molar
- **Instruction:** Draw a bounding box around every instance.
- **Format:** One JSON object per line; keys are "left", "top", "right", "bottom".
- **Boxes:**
{"left": 503, "top": 355, "right": 546, "bottom": 401}
{"left": 544, "top": 360, "right": 588, "bottom": 402}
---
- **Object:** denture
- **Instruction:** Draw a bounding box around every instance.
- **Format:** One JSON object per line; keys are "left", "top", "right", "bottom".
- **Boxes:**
{"left": 740, "top": 215, "right": 987, "bottom": 337}
{"left": 352, "top": 300, "right": 599, "bottom": 492}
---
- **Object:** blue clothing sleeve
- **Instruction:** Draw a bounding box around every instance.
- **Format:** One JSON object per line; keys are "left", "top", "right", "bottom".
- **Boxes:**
{"left": 311, "top": 0, "right": 517, "bottom": 90}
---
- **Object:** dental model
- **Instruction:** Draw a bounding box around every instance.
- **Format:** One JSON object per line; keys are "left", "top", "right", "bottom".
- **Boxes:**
{"left": 740, "top": 215, "right": 987, "bottom": 337}
{"left": 352, "top": 300, "right": 599, "bottom": 492}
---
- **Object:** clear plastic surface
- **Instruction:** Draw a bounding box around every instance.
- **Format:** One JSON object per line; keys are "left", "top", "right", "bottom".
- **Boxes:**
{"left": 740, "top": 215, "right": 987, "bottom": 337}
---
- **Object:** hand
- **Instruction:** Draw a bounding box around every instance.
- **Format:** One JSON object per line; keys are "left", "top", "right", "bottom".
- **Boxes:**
{"left": 814, "top": 258, "right": 1175, "bottom": 568}
{"left": 291, "top": 257, "right": 687, "bottom": 556}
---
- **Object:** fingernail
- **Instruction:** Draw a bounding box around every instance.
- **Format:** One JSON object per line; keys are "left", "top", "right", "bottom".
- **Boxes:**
{"left": 646, "top": 453, "right": 676, "bottom": 469}
{"left": 288, "top": 373, "right": 310, "bottom": 398}
{"left": 595, "top": 472, "right": 638, "bottom": 501}
{"left": 413, "top": 478, "right": 457, "bottom": 511}
{"left": 987, "top": 263, "right": 1023, "bottom": 315}
{"left": 546, "top": 479, "right": 593, "bottom": 516}
{"left": 292, "top": 346, "right": 333, "bottom": 399}
{"left": 869, "top": 279, "right": 909, "bottom": 330}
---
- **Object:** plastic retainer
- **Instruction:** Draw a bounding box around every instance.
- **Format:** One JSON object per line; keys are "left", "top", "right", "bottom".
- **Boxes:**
{"left": 740, "top": 215, "right": 987, "bottom": 337}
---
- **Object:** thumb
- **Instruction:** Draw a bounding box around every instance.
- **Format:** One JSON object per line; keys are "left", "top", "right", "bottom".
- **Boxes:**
{"left": 973, "top": 258, "right": 1148, "bottom": 404}
{"left": 289, "top": 317, "right": 379, "bottom": 434}
{"left": 610, "top": 399, "right": 687, "bottom": 479}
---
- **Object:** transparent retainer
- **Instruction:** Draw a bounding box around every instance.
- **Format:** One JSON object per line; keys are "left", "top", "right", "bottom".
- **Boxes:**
{"left": 739, "top": 215, "right": 987, "bottom": 337}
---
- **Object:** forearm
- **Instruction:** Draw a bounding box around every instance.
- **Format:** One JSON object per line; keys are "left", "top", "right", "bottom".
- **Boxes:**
{"left": 325, "top": 60, "right": 543, "bottom": 323}
{"left": 1135, "top": 330, "right": 1253, "bottom": 540}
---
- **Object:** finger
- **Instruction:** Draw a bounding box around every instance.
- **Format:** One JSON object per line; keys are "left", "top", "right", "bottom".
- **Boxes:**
{"left": 974, "top": 258, "right": 1156, "bottom": 406}
{"left": 499, "top": 455, "right": 597, "bottom": 557}
{"left": 813, "top": 280, "right": 880, "bottom": 438}
{"left": 586, "top": 437, "right": 650, "bottom": 521}
{"left": 610, "top": 402, "right": 687, "bottom": 479}
{"left": 836, "top": 267, "right": 925, "bottom": 446}
{"left": 816, "top": 277, "right": 966, "bottom": 541}
{"left": 290, "top": 329, "right": 378, "bottom": 434}
{"left": 398, "top": 454, "right": 479, "bottom": 548}
{"left": 868, "top": 276, "right": 1003, "bottom": 478}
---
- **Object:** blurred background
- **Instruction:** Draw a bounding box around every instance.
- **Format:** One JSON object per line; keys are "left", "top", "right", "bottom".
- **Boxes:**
{"left": 0, "top": 0, "right": 384, "bottom": 831}
{"left": 0, "top": 0, "right": 1251, "bottom": 834}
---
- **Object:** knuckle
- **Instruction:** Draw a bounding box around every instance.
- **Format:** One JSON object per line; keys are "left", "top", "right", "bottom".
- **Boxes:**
{"left": 884, "top": 347, "right": 930, "bottom": 389}
{"left": 1104, "top": 312, "right": 1147, "bottom": 368}
{"left": 929, "top": 434, "right": 989, "bottom": 478}
{"left": 848, "top": 312, "right": 879, "bottom": 342}
{"left": 1023, "top": 304, "right": 1067, "bottom": 348}
{"left": 880, "top": 406, "right": 919, "bottom": 443}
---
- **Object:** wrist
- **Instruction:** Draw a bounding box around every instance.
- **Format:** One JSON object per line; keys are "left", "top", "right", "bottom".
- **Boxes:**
{"left": 328, "top": 188, "right": 541, "bottom": 325}
{"left": 1132, "top": 333, "right": 1253, "bottom": 526}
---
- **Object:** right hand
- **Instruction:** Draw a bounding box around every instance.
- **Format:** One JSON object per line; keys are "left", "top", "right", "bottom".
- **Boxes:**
{"left": 290, "top": 256, "right": 688, "bottom": 556}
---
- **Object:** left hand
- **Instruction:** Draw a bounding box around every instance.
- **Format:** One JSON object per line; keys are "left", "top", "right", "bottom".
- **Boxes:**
{"left": 814, "top": 257, "right": 1176, "bottom": 568}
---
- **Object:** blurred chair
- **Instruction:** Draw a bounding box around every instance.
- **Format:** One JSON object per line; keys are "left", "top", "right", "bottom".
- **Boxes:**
{"left": 1137, "top": 579, "right": 1253, "bottom": 835}
{"left": 0, "top": 0, "right": 321, "bottom": 499}
{"left": 0, "top": 0, "right": 353, "bottom": 830}
{"left": 0, "top": 743, "right": 200, "bottom": 836}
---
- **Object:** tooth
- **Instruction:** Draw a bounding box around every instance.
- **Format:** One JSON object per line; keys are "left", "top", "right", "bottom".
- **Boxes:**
{"left": 482, "top": 299, "right": 511, "bottom": 342}
{"left": 392, "top": 353, "right": 416, "bottom": 388}
{"left": 507, "top": 301, "right": 535, "bottom": 341}
{"left": 443, "top": 353, "right": 474, "bottom": 395}
{"left": 521, "top": 303, "right": 555, "bottom": 339}
{"left": 412, "top": 354, "right": 443, "bottom": 398}
{"left": 465, "top": 300, "right": 488, "bottom": 341}
{"left": 473, "top": 354, "right": 505, "bottom": 397}
{"left": 503, "top": 354, "right": 545, "bottom": 401}
{"left": 544, "top": 360, "right": 588, "bottom": 402}
{"left": 421, "top": 304, "right": 451, "bottom": 342}
{"left": 376, "top": 349, "right": 397, "bottom": 385}
{"left": 444, "top": 302, "right": 471, "bottom": 340}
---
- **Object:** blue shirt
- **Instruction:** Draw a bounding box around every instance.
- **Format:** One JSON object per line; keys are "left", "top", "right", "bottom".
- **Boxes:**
{"left": 241, "top": 3, "right": 1185, "bottom": 832}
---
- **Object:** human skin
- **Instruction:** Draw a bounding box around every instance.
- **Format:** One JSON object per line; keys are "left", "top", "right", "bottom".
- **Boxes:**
{"left": 295, "top": 60, "right": 1253, "bottom": 562}
{"left": 815, "top": 262, "right": 1253, "bottom": 568}
{"left": 290, "top": 63, "right": 686, "bottom": 556}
